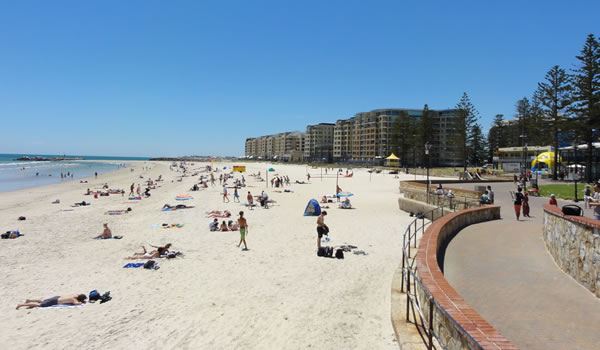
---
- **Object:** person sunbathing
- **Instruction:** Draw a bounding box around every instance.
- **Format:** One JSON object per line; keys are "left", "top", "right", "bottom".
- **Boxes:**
{"left": 94, "top": 224, "right": 112, "bottom": 239}
{"left": 339, "top": 198, "right": 352, "bottom": 209}
{"left": 206, "top": 210, "right": 231, "bottom": 218}
{"left": 73, "top": 201, "right": 90, "bottom": 207}
{"left": 163, "top": 204, "right": 193, "bottom": 210}
{"left": 127, "top": 244, "right": 171, "bottom": 259}
{"left": 16, "top": 294, "right": 87, "bottom": 310}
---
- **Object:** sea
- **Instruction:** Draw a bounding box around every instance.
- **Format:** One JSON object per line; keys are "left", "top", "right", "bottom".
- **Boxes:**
{"left": 0, "top": 154, "right": 150, "bottom": 192}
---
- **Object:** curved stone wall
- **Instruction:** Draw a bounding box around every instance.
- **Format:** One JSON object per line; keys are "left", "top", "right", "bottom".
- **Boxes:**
{"left": 543, "top": 204, "right": 600, "bottom": 298}
{"left": 415, "top": 206, "right": 516, "bottom": 349}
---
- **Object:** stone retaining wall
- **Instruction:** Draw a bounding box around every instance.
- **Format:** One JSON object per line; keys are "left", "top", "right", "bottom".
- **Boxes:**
{"left": 401, "top": 187, "right": 480, "bottom": 211}
{"left": 414, "top": 206, "right": 515, "bottom": 349}
{"left": 543, "top": 205, "right": 600, "bottom": 298}
{"left": 400, "top": 181, "right": 483, "bottom": 200}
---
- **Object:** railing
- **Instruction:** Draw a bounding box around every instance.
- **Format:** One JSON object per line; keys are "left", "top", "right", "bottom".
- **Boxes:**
{"left": 400, "top": 206, "right": 483, "bottom": 350}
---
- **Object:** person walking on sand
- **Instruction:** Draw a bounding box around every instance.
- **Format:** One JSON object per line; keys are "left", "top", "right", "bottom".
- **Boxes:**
{"left": 237, "top": 211, "right": 248, "bottom": 250}
{"left": 316, "top": 211, "right": 329, "bottom": 249}
{"left": 129, "top": 183, "right": 135, "bottom": 197}
{"left": 136, "top": 184, "right": 141, "bottom": 197}
{"left": 233, "top": 187, "right": 240, "bottom": 202}
{"left": 210, "top": 173, "right": 215, "bottom": 187}
{"left": 514, "top": 187, "right": 524, "bottom": 221}
{"left": 223, "top": 185, "right": 230, "bottom": 203}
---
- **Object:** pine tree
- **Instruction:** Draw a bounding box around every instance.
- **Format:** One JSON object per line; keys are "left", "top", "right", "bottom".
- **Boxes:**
{"left": 391, "top": 111, "right": 414, "bottom": 167}
{"left": 570, "top": 33, "right": 600, "bottom": 183}
{"left": 452, "top": 92, "right": 480, "bottom": 171}
{"left": 535, "top": 65, "right": 572, "bottom": 179}
{"left": 515, "top": 97, "right": 531, "bottom": 145}
{"left": 487, "top": 114, "right": 505, "bottom": 165}
{"left": 417, "top": 104, "right": 435, "bottom": 166}
{"left": 468, "top": 123, "right": 487, "bottom": 166}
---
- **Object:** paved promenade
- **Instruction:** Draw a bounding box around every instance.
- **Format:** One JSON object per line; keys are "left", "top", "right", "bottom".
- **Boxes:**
{"left": 443, "top": 181, "right": 600, "bottom": 349}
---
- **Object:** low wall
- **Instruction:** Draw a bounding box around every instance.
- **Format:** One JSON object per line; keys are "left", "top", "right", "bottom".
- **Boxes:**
{"left": 543, "top": 205, "right": 600, "bottom": 298}
{"left": 415, "top": 206, "right": 515, "bottom": 349}
{"left": 400, "top": 181, "right": 483, "bottom": 200}
{"left": 398, "top": 197, "right": 438, "bottom": 220}
{"left": 401, "top": 187, "right": 480, "bottom": 211}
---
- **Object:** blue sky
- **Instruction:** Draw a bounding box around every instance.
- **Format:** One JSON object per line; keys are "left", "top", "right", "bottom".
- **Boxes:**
{"left": 1, "top": 0, "right": 598, "bottom": 157}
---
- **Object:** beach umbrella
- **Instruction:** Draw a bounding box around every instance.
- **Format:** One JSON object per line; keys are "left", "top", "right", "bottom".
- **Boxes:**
{"left": 337, "top": 192, "right": 354, "bottom": 197}
{"left": 268, "top": 168, "right": 275, "bottom": 172}
{"left": 175, "top": 194, "right": 193, "bottom": 201}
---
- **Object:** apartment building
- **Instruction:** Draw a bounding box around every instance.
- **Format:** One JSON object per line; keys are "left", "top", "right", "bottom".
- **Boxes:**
{"left": 304, "top": 123, "right": 335, "bottom": 162}
{"left": 244, "top": 131, "right": 305, "bottom": 162}
{"left": 332, "top": 108, "right": 461, "bottom": 166}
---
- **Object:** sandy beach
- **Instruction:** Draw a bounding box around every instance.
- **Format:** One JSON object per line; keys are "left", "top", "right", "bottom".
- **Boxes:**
{"left": 1, "top": 161, "right": 437, "bottom": 349}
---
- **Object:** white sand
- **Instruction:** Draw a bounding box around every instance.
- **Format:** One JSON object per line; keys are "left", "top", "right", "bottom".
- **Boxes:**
{"left": 0, "top": 161, "right": 440, "bottom": 349}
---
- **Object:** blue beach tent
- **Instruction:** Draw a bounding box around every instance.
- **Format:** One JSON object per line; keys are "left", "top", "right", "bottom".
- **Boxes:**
{"left": 303, "top": 199, "right": 321, "bottom": 216}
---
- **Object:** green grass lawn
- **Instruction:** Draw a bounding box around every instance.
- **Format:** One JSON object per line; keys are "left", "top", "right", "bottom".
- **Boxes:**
{"left": 538, "top": 184, "right": 589, "bottom": 200}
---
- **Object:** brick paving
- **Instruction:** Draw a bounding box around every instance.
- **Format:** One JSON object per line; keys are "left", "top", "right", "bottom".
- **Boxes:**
{"left": 443, "top": 181, "right": 600, "bottom": 350}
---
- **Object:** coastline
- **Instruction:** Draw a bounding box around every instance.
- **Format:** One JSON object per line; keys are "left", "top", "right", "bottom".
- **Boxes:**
{"left": 1, "top": 160, "right": 444, "bottom": 349}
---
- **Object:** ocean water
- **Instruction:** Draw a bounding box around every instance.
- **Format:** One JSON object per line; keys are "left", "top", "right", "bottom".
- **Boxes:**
{"left": 0, "top": 154, "right": 150, "bottom": 192}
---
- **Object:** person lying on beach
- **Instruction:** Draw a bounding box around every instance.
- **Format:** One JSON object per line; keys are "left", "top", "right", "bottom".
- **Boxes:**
{"left": 127, "top": 244, "right": 171, "bottom": 259}
{"left": 163, "top": 204, "right": 193, "bottom": 210}
{"left": 206, "top": 210, "right": 231, "bottom": 218}
{"left": 105, "top": 208, "right": 132, "bottom": 215}
{"left": 73, "top": 201, "right": 90, "bottom": 207}
{"left": 94, "top": 224, "right": 112, "bottom": 239}
{"left": 339, "top": 198, "right": 352, "bottom": 209}
{"left": 16, "top": 294, "right": 87, "bottom": 310}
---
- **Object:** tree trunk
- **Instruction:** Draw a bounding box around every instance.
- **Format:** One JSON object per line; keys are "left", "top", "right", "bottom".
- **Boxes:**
{"left": 553, "top": 131, "right": 558, "bottom": 180}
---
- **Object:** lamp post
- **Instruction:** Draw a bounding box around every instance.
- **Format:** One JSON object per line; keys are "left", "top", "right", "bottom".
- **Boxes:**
{"left": 523, "top": 143, "right": 528, "bottom": 191}
{"left": 573, "top": 141, "right": 578, "bottom": 202}
{"left": 425, "top": 142, "right": 432, "bottom": 204}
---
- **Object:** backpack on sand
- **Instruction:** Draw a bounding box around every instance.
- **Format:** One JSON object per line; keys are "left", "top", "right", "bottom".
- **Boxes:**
{"left": 335, "top": 249, "right": 344, "bottom": 259}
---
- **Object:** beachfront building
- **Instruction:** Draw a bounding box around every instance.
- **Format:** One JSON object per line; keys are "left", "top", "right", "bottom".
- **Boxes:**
{"left": 332, "top": 108, "right": 461, "bottom": 166}
{"left": 245, "top": 132, "right": 305, "bottom": 162}
{"left": 495, "top": 146, "right": 553, "bottom": 172}
{"left": 304, "top": 123, "right": 335, "bottom": 162}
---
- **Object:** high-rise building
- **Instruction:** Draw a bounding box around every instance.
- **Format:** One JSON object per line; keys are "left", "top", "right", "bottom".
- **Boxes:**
{"left": 304, "top": 123, "right": 335, "bottom": 162}
{"left": 332, "top": 108, "right": 460, "bottom": 166}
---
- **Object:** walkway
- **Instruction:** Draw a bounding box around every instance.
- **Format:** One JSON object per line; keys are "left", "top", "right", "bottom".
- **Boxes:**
{"left": 443, "top": 181, "right": 600, "bottom": 349}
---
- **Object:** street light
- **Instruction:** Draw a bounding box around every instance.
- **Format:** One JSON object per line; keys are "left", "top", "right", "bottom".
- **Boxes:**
{"left": 425, "top": 142, "right": 432, "bottom": 204}
{"left": 523, "top": 143, "right": 528, "bottom": 191}
{"left": 573, "top": 141, "right": 579, "bottom": 202}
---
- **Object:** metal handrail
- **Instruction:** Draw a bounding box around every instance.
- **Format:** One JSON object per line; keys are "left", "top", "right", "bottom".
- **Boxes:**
{"left": 400, "top": 206, "right": 484, "bottom": 350}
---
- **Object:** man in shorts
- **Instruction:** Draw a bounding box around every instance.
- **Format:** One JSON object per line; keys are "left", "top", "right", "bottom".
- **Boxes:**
{"left": 16, "top": 294, "right": 87, "bottom": 309}
{"left": 223, "top": 185, "right": 230, "bottom": 203}
{"left": 247, "top": 191, "right": 254, "bottom": 210}
{"left": 237, "top": 211, "right": 248, "bottom": 250}
{"left": 316, "top": 211, "right": 329, "bottom": 249}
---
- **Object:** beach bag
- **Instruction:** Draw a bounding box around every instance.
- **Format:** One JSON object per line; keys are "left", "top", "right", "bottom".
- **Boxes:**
{"left": 325, "top": 246, "right": 334, "bottom": 258}
{"left": 99, "top": 291, "right": 112, "bottom": 304}
{"left": 18, "top": 216, "right": 26, "bottom": 221}
{"left": 143, "top": 260, "right": 159, "bottom": 270}
{"left": 89, "top": 290, "right": 100, "bottom": 302}
{"left": 562, "top": 205, "right": 583, "bottom": 216}
{"left": 317, "top": 247, "right": 326, "bottom": 257}
{"left": 335, "top": 249, "right": 344, "bottom": 259}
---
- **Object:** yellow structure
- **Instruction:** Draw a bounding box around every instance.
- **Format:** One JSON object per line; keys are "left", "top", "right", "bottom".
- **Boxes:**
{"left": 531, "top": 152, "right": 564, "bottom": 170}
{"left": 385, "top": 153, "right": 400, "bottom": 167}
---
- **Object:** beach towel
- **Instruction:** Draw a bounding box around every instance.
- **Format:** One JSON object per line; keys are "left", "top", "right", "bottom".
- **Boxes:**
{"left": 128, "top": 197, "right": 142, "bottom": 200}
{"left": 2, "top": 230, "right": 24, "bottom": 239}
{"left": 105, "top": 211, "right": 128, "bottom": 215}
{"left": 37, "top": 304, "right": 84, "bottom": 309}
{"left": 123, "top": 263, "right": 145, "bottom": 268}
{"left": 161, "top": 207, "right": 176, "bottom": 211}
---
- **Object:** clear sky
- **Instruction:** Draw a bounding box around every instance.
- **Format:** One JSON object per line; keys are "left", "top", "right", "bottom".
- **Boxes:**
{"left": 1, "top": 0, "right": 598, "bottom": 157}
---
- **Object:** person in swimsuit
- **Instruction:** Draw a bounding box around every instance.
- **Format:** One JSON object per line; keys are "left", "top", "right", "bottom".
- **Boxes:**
{"left": 16, "top": 294, "right": 87, "bottom": 309}
{"left": 223, "top": 185, "right": 230, "bottom": 203}
{"left": 127, "top": 244, "right": 171, "bottom": 259}
{"left": 316, "top": 211, "right": 329, "bottom": 249}
{"left": 233, "top": 187, "right": 240, "bottom": 203}
{"left": 237, "top": 211, "right": 248, "bottom": 250}
{"left": 247, "top": 191, "right": 254, "bottom": 210}
{"left": 94, "top": 224, "right": 112, "bottom": 239}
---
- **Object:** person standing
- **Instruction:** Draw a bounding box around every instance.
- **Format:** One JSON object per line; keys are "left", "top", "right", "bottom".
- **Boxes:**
{"left": 514, "top": 187, "right": 524, "bottom": 221}
{"left": 487, "top": 185, "right": 494, "bottom": 204}
{"left": 233, "top": 187, "right": 240, "bottom": 202}
{"left": 247, "top": 191, "right": 254, "bottom": 210}
{"left": 129, "top": 183, "right": 135, "bottom": 197}
{"left": 136, "top": 184, "right": 141, "bottom": 197}
{"left": 590, "top": 184, "right": 600, "bottom": 220}
{"left": 522, "top": 192, "right": 531, "bottom": 218}
{"left": 237, "top": 211, "right": 248, "bottom": 250}
{"left": 549, "top": 194, "right": 558, "bottom": 206}
{"left": 222, "top": 185, "right": 230, "bottom": 203}
{"left": 316, "top": 211, "right": 329, "bottom": 249}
